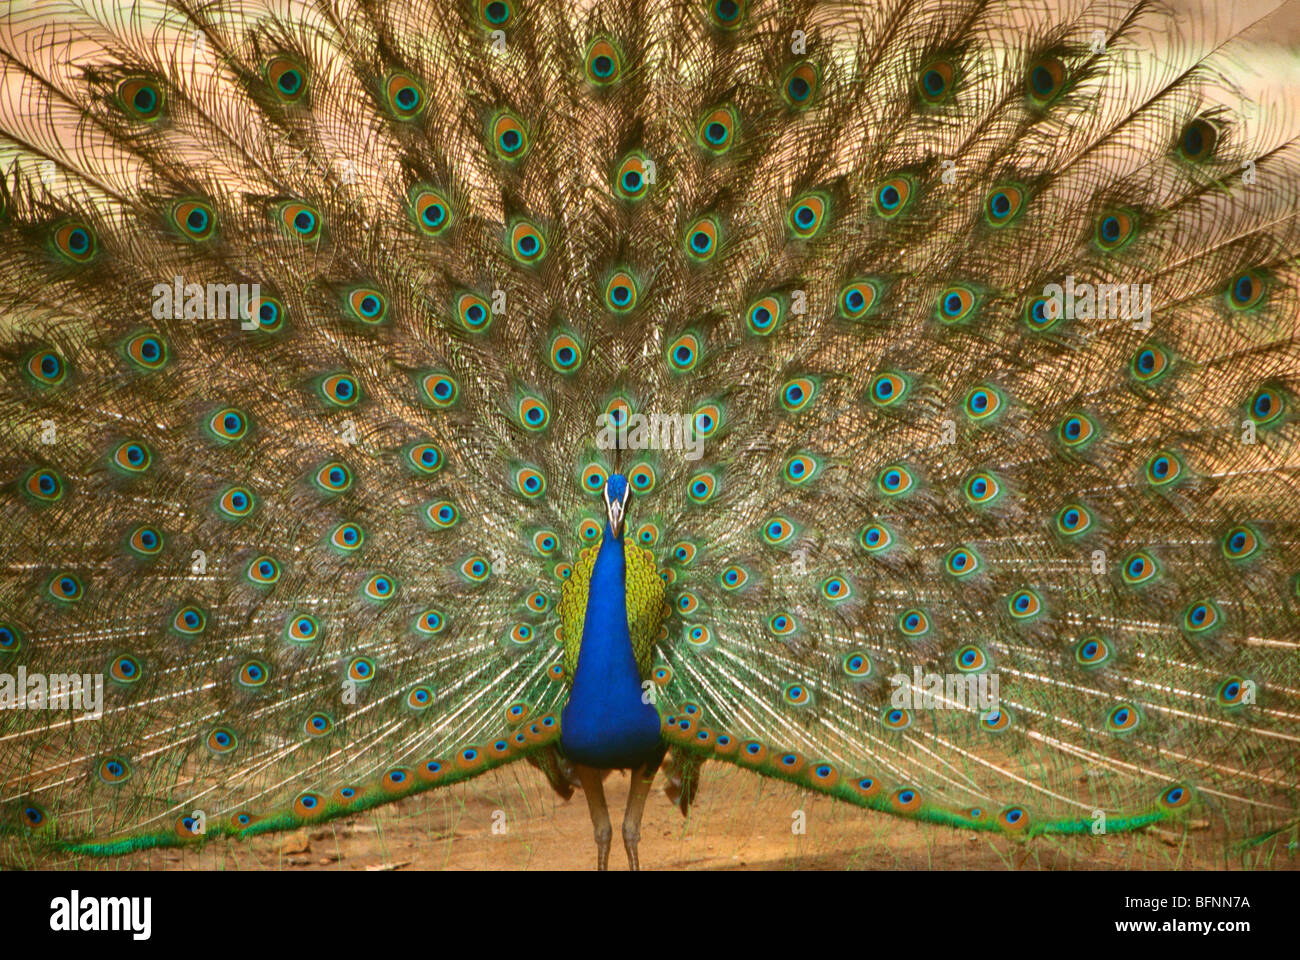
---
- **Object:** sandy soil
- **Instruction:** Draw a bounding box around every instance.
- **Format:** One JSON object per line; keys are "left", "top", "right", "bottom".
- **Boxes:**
{"left": 26, "top": 763, "right": 1296, "bottom": 872}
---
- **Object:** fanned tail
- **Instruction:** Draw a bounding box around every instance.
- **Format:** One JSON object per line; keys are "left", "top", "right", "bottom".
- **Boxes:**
{"left": 0, "top": 0, "right": 1298, "bottom": 861}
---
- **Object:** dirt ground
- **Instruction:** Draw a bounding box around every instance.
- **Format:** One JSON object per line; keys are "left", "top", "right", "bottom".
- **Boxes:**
{"left": 24, "top": 763, "right": 1295, "bottom": 872}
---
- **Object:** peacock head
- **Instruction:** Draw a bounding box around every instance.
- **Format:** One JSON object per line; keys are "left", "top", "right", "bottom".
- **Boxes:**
{"left": 604, "top": 473, "right": 631, "bottom": 540}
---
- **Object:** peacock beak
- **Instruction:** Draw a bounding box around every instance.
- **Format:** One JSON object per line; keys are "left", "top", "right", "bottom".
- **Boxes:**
{"left": 605, "top": 483, "right": 630, "bottom": 537}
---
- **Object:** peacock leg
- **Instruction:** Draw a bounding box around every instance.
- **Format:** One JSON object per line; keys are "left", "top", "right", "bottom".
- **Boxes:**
{"left": 575, "top": 764, "right": 613, "bottom": 871}
{"left": 621, "top": 762, "right": 657, "bottom": 872}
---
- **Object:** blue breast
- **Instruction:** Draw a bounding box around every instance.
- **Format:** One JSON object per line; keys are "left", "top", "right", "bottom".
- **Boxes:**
{"left": 560, "top": 526, "right": 664, "bottom": 769}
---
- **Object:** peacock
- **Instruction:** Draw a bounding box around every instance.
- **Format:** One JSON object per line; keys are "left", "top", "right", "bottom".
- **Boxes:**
{"left": 1, "top": 0, "right": 1299, "bottom": 873}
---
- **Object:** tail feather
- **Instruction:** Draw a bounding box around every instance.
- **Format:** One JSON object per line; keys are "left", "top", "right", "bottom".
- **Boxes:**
{"left": 662, "top": 748, "right": 703, "bottom": 817}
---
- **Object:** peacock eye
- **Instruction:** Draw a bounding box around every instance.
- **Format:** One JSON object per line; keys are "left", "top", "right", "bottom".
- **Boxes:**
{"left": 709, "top": 0, "right": 746, "bottom": 29}
{"left": 490, "top": 111, "right": 529, "bottom": 160}
{"left": 384, "top": 72, "right": 425, "bottom": 118}
{"left": 585, "top": 39, "right": 622, "bottom": 84}
{"left": 604, "top": 272, "right": 639, "bottom": 313}
{"left": 509, "top": 220, "right": 547, "bottom": 263}
{"left": 1179, "top": 118, "right": 1217, "bottom": 162}
{"left": 745, "top": 295, "right": 783, "bottom": 336}
{"left": 782, "top": 62, "right": 818, "bottom": 107}
{"left": 480, "top": 0, "right": 513, "bottom": 26}
{"left": 984, "top": 184, "right": 1025, "bottom": 225}
{"left": 918, "top": 60, "right": 955, "bottom": 103}
{"left": 266, "top": 57, "right": 308, "bottom": 102}
{"left": 788, "top": 192, "right": 829, "bottom": 238}
{"left": 1026, "top": 56, "right": 1067, "bottom": 106}
{"left": 172, "top": 199, "right": 216, "bottom": 240}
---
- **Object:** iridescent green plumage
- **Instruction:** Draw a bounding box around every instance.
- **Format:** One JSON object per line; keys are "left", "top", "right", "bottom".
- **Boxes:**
{"left": 559, "top": 540, "right": 667, "bottom": 682}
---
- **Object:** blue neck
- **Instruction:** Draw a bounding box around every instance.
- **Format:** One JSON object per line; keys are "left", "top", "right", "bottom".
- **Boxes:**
{"left": 559, "top": 524, "right": 663, "bottom": 769}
